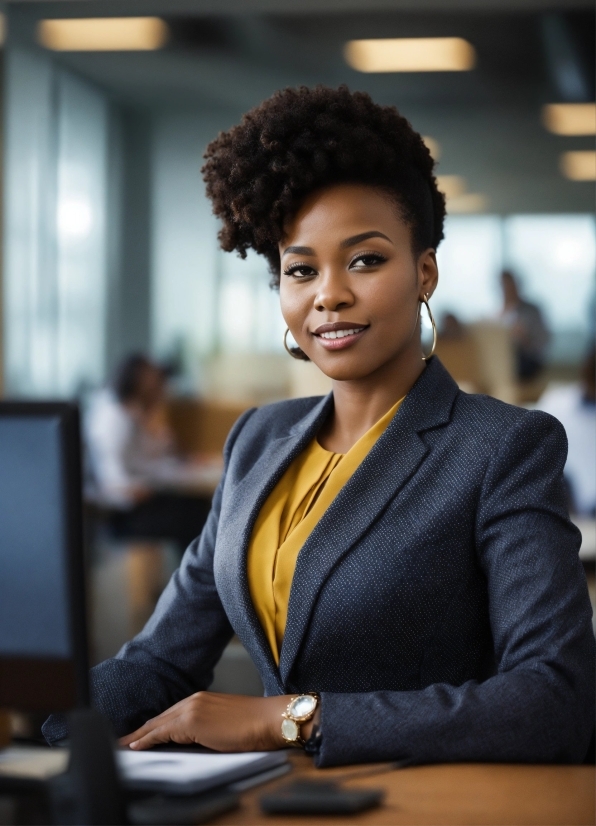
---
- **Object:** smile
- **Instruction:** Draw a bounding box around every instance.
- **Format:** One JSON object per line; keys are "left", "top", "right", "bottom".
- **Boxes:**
{"left": 313, "top": 323, "right": 369, "bottom": 351}
{"left": 319, "top": 328, "right": 362, "bottom": 339}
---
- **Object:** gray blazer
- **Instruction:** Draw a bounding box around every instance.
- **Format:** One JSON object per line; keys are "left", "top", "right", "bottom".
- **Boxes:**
{"left": 44, "top": 358, "right": 595, "bottom": 766}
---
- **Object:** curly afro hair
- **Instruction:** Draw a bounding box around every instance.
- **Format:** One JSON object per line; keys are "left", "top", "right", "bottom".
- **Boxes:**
{"left": 202, "top": 85, "right": 446, "bottom": 287}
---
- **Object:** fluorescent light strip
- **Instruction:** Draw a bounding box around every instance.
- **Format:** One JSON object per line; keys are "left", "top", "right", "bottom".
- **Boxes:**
{"left": 560, "top": 151, "right": 596, "bottom": 181}
{"left": 542, "top": 103, "right": 596, "bottom": 136}
{"left": 37, "top": 17, "right": 169, "bottom": 52}
{"left": 344, "top": 37, "right": 476, "bottom": 73}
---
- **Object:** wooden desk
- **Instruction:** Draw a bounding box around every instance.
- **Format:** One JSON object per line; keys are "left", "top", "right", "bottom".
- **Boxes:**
{"left": 217, "top": 753, "right": 595, "bottom": 826}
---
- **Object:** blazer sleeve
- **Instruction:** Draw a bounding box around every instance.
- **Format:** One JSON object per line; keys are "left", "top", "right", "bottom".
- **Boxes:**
{"left": 316, "top": 411, "right": 595, "bottom": 767}
{"left": 43, "top": 408, "right": 256, "bottom": 744}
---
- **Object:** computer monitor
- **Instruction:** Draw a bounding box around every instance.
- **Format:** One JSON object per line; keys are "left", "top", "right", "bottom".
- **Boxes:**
{"left": 0, "top": 401, "right": 89, "bottom": 712}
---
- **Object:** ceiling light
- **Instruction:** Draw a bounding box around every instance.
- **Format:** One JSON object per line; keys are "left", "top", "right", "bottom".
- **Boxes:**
{"left": 37, "top": 17, "right": 169, "bottom": 52}
{"left": 560, "top": 151, "right": 596, "bottom": 181}
{"left": 446, "top": 193, "right": 488, "bottom": 214}
{"left": 344, "top": 37, "right": 476, "bottom": 73}
{"left": 542, "top": 103, "right": 596, "bottom": 136}
{"left": 422, "top": 136, "right": 441, "bottom": 160}
{"left": 436, "top": 175, "right": 467, "bottom": 199}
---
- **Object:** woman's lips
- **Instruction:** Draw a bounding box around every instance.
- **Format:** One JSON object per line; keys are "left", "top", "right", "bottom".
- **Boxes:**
{"left": 313, "top": 326, "right": 369, "bottom": 351}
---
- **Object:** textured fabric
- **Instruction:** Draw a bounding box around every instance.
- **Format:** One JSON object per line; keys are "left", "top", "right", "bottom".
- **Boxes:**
{"left": 43, "top": 358, "right": 595, "bottom": 768}
{"left": 248, "top": 396, "right": 403, "bottom": 662}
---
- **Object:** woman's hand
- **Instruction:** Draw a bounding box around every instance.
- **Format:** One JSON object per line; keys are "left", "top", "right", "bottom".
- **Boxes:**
{"left": 119, "top": 692, "right": 294, "bottom": 752}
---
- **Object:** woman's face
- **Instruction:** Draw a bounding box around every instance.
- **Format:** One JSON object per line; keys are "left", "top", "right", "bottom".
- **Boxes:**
{"left": 279, "top": 183, "right": 438, "bottom": 382}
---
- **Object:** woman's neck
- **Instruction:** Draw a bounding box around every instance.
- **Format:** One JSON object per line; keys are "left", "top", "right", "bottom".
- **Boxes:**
{"left": 318, "top": 351, "right": 425, "bottom": 454}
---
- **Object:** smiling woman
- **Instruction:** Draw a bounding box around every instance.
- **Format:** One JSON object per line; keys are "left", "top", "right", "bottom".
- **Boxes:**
{"left": 44, "top": 86, "right": 595, "bottom": 768}
{"left": 276, "top": 183, "right": 438, "bottom": 443}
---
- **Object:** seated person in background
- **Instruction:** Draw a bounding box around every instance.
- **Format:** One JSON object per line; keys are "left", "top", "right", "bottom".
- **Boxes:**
{"left": 500, "top": 270, "right": 550, "bottom": 381}
{"left": 537, "top": 346, "right": 596, "bottom": 516}
{"left": 86, "top": 354, "right": 211, "bottom": 552}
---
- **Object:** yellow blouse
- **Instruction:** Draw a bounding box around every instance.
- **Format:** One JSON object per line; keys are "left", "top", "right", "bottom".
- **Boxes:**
{"left": 247, "top": 396, "right": 405, "bottom": 663}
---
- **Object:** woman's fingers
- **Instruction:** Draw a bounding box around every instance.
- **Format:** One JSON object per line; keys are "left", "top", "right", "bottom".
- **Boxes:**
{"left": 119, "top": 713, "right": 174, "bottom": 747}
{"left": 128, "top": 723, "right": 173, "bottom": 750}
{"left": 119, "top": 723, "right": 156, "bottom": 747}
{"left": 121, "top": 714, "right": 186, "bottom": 750}
{"left": 119, "top": 697, "right": 194, "bottom": 746}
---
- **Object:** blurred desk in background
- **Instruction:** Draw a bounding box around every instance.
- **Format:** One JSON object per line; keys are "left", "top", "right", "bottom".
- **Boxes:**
{"left": 167, "top": 398, "right": 250, "bottom": 456}
{"left": 217, "top": 754, "right": 595, "bottom": 826}
{"left": 151, "top": 459, "right": 223, "bottom": 498}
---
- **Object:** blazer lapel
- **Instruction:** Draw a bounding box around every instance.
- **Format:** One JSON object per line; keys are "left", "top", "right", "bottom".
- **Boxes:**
{"left": 278, "top": 358, "right": 459, "bottom": 686}
{"left": 214, "top": 394, "right": 333, "bottom": 694}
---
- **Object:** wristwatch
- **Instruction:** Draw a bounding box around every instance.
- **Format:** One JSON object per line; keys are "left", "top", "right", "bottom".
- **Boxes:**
{"left": 280, "top": 694, "right": 319, "bottom": 747}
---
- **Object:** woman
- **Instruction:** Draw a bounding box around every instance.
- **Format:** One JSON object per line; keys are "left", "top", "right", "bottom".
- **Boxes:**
{"left": 44, "top": 86, "right": 594, "bottom": 766}
{"left": 86, "top": 353, "right": 211, "bottom": 552}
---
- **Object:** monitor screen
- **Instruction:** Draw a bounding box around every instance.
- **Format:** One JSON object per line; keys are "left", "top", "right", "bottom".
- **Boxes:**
{"left": 0, "top": 402, "right": 88, "bottom": 711}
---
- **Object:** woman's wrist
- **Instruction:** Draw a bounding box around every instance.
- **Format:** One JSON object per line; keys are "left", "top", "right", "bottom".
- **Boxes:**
{"left": 265, "top": 695, "right": 321, "bottom": 748}
{"left": 264, "top": 695, "right": 293, "bottom": 748}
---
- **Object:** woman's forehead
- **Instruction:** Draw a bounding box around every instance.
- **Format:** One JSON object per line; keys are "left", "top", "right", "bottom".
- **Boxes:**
{"left": 281, "top": 183, "right": 408, "bottom": 247}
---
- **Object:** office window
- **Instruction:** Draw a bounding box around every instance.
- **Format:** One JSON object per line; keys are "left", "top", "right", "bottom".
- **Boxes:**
{"left": 151, "top": 111, "right": 220, "bottom": 381}
{"left": 504, "top": 215, "right": 596, "bottom": 361}
{"left": 150, "top": 109, "right": 285, "bottom": 378}
{"left": 218, "top": 249, "right": 285, "bottom": 354}
{"left": 3, "top": 49, "right": 109, "bottom": 396}
{"left": 434, "top": 214, "right": 595, "bottom": 362}
{"left": 435, "top": 216, "right": 503, "bottom": 324}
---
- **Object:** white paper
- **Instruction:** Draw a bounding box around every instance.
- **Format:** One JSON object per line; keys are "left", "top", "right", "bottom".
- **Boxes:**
{"left": 116, "top": 749, "right": 287, "bottom": 794}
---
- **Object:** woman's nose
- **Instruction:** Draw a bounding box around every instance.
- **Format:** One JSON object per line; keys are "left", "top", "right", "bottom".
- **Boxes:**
{"left": 314, "top": 269, "right": 355, "bottom": 313}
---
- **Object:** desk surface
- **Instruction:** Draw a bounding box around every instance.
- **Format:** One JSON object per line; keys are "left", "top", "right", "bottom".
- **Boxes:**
{"left": 217, "top": 754, "right": 595, "bottom": 826}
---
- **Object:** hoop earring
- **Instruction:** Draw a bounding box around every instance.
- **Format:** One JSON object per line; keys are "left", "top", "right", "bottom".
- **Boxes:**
{"left": 420, "top": 294, "right": 437, "bottom": 361}
{"left": 283, "top": 328, "right": 309, "bottom": 361}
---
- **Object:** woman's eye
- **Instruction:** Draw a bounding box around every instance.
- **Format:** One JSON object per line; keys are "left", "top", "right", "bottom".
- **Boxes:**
{"left": 283, "top": 263, "right": 317, "bottom": 278}
{"left": 350, "top": 252, "right": 387, "bottom": 269}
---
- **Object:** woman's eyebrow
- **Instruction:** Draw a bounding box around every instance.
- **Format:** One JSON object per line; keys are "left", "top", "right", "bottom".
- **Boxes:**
{"left": 282, "top": 231, "right": 391, "bottom": 256}
{"left": 340, "top": 231, "right": 392, "bottom": 248}
{"left": 282, "top": 245, "right": 316, "bottom": 256}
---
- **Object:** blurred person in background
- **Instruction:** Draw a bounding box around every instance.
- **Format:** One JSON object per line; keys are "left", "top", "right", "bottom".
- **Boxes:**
{"left": 537, "top": 346, "right": 596, "bottom": 516}
{"left": 438, "top": 311, "right": 465, "bottom": 340}
{"left": 86, "top": 353, "right": 211, "bottom": 552}
{"left": 500, "top": 269, "right": 550, "bottom": 381}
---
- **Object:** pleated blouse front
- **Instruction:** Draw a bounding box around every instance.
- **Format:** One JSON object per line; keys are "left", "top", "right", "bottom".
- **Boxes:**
{"left": 247, "top": 396, "right": 404, "bottom": 663}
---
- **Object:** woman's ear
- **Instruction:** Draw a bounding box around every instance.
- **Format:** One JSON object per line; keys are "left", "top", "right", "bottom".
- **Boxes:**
{"left": 418, "top": 248, "right": 439, "bottom": 300}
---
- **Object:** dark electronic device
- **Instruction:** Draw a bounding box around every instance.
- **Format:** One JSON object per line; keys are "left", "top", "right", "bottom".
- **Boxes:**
{"left": 0, "top": 402, "right": 125, "bottom": 825}
{"left": 0, "top": 402, "right": 88, "bottom": 712}
{"left": 260, "top": 779, "right": 385, "bottom": 815}
{"left": 127, "top": 789, "right": 239, "bottom": 825}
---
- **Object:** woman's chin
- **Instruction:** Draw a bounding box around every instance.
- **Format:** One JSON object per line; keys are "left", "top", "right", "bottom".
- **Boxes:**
{"left": 310, "top": 356, "right": 380, "bottom": 384}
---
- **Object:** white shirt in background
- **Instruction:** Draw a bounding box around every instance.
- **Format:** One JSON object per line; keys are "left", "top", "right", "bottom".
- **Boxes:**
{"left": 536, "top": 383, "right": 596, "bottom": 516}
{"left": 85, "top": 389, "right": 177, "bottom": 507}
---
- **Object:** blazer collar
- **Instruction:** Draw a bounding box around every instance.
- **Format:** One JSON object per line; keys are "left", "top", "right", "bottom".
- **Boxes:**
{"left": 279, "top": 357, "right": 459, "bottom": 685}
{"left": 214, "top": 357, "right": 458, "bottom": 693}
{"left": 214, "top": 393, "right": 333, "bottom": 693}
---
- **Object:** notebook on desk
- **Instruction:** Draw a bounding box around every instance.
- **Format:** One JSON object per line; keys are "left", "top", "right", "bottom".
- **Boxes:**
{"left": 116, "top": 748, "right": 289, "bottom": 796}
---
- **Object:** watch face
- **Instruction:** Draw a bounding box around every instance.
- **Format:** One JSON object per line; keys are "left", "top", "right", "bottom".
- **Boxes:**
{"left": 289, "top": 695, "right": 317, "bottom": 720}
{"left": 281, "top": 718, "right": 299, "bottom": 741}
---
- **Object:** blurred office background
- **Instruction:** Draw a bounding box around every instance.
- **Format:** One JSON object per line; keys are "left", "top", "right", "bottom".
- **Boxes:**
{"left": 1, "top": 0, "right": 594, "bottom": 700}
